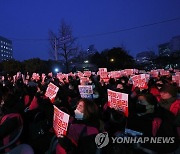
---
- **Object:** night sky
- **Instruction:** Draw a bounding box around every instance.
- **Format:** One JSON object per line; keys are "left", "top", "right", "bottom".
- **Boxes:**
{"left": 0, "top": 0, "right": 180, "bottom": 61}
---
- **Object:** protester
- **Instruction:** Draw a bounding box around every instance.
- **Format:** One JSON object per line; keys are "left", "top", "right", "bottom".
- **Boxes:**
{"left": 159, "top": 84, "right": 180, "bottom": 138}
{"left": 56, "top": 98, "right": 100, "bottom": 154}
{"left": 127, "top": 93, "right": 158, "bottom": 137}
{"left": 0, "top": 68, "right": 179, "bottom": 154}
{"left": 0, "top": 93, "right": 23, "bottom": 153}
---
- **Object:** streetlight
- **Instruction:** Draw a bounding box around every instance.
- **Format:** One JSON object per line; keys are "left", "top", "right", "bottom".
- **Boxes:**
{"left": 110, "top": 58, "right": 114, "bottom": 62}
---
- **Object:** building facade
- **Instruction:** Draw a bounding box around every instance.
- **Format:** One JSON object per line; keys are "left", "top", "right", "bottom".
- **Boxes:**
{"left": 158, "top": 35, "right": 180, "bottom": 57}
{"left": 169, "top": 35, "right": 180, "bottom": 52}
{"left": 136, "top": 51, "right": 155, "bottom": 64}
{"left": 0, "top": 36, "right": 13, "bottom": 61}
{"left": 158, "top": 43, "right": 171, "bottom": 57}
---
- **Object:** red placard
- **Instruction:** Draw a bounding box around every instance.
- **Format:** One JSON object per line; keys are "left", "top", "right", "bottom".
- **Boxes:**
{"left": 45, "top": 82, "right": 59, "bottom": 102}
{"left": 53, "top": 106, "right": 70, "bottom": 137}
{"left": 131, "top": 74, "right": 149, "bottom": 89}
{"left": 84, "top": 71, "right": 91, "bottom": 77}
{"left": 99, "top": 68, "right": 107, "bottom": 73}
{"left": 124, "top": 69, "right": 134, "bottom": 76}
{"left": 32, "top": 73, "right": 40, "bottom": 81}
{"left": 172, "top": 75, "right": 180, "bottom": 87}
{"left": 80, "top": 77, "right": 89, "bottom": 85}
{"left": 108, "top": 89, "right": 128, "bottom": 117}
{"left": 150, "top": 70, "right": 159, "bottom": 78}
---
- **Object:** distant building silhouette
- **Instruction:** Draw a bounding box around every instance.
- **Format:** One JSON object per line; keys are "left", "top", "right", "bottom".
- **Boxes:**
{"left": 158, "top": 35, "right": 180, "bottom": 57}
{"left": 158, "top": 43, "right": 171, "bottom": 57}
{"left": 169, "top": 35, "right": 180, "bottom": 52}
{"left": 86, "top": 44, "right": 97, "bottom": 56}
{"left": 136, "top": 51, "right": 155, "bottom": 64}
{"left": 0, "top": 36, "right": 13, "bottom": 61}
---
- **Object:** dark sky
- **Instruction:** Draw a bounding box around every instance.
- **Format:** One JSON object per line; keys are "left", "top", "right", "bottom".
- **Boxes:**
{"left": 0, "top": 0, "right": 180, "bottom": 61}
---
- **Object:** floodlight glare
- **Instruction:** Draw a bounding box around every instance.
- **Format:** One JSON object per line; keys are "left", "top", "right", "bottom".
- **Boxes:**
{"left": 54, "top": 68, "right": 59, "bottom": 73}
{"left": 84, "top": 60, "right": 89, "bottom": 63}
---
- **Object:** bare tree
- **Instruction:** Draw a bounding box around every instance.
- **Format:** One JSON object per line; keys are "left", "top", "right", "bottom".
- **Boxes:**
{"left": 49, "top": 20, "right": 78, "bottom": 73}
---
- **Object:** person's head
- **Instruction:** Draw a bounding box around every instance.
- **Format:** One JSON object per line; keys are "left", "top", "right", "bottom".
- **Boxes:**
{"left": 120, "top": 76, "right": 128, "bottom": 84}
{"left": 1, "top": 93, "right": 19, "bottom": 114}
{"left": 160, "top": 84, "right": 177, "bottom": 100}
{"left": 104, "top": 108, "right": 127, "bottom": 135}
{"left": 109, "top": 78, "right": 116, "bottom": 85}
{"left": 68, "top": 84, "right": 74, "bottom": 90}
{"left": 75, "top": 98, "right": 98, "bottom": 120}
{"left": 155, "top": 80, "right": 164, "bottom": 89}
{"left": 117, "top": 83, "right": 124, "bottom": 90}
{"left": 93, "top": 88, "right": 100, "bottom": 99}
{"left": 136, "top": 93, "right": 157, "bottom": 115}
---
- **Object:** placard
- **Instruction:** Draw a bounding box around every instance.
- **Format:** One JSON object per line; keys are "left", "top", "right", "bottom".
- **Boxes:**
{"left": 45, "top": 82, "right": 59, "bottom": 102}
{"left": 108, "top": 89, "right": 128, "bottom": 117}
{"left": 78, "top": 85, "right": 93, "bottom": 98}
{"left": 53, "top": 106, "right": 70, "bottom": 137}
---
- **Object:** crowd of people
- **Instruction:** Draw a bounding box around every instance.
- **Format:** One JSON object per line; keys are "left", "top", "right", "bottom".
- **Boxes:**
{"left": 0, "top": 69, "right": 180, "bottom": 154}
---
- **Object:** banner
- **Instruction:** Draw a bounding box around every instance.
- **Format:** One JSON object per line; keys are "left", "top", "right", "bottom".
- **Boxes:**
{"left": 139, "top": 70, "right": 146, "bottom": 74}
{"left": 53, "top": 106, "right": 70, "bottom": 137}
{"left": 77, "top": 71, "right": 84, "bottom": 78}
{"left": 78, "top": 85, "right": 93, "bottom": 99}
{"left": 109, "top": 71, "right": 121, "bottom": 79}
{"left": 45, "top": 82, "right": 59, "bottom": 102}
{"left": 57, "top": 73, "right": 68, "bottom": 82}
{"left": 108, "top": 89, "right": 128, "bottom": 117}
{"left": 159, "top": 69, "right": 169, "bottom": 76}
{"left": 99, "top": 68, "right": 107, "bottom": 73}
{"left": 124, "top": 69, "right": 134, "bottom": 76}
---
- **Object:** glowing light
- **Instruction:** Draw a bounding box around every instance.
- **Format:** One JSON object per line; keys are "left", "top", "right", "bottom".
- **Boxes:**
{"left": 54, "top": 68, "right": 59, "bottom": 73}
{"left": 110, "top": 58, "right": 114, "bottom": 62}
{"left": 84, "top": 60, "right": 89, "bottom": 63}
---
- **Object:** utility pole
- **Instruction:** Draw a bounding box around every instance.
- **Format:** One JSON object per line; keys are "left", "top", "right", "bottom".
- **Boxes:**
{"left": 54, "top": 37, "right": 58, "bottom": 61}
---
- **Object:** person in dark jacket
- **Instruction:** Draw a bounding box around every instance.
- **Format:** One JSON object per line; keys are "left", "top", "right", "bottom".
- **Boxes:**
{"left": 0, "top": 93, "right": 23, "bottom": 153}
{"left": 159, "top": 84, "right": 180, "bottom": 138}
